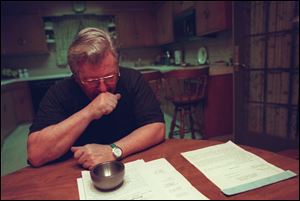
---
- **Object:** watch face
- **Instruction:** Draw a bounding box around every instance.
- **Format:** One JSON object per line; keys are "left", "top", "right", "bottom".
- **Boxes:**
{"left": 113, "top": 147, "right": 122, "bottom": 158}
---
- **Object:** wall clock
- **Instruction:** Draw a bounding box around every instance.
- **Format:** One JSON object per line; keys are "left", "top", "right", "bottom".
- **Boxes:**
{"left": 72, "top": 1, "right": 86, "bottom": 13}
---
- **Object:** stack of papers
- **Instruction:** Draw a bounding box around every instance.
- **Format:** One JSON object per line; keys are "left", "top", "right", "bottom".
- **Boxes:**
{"left": 77, "top": 158, "right": 209, "bottom": 200}
{"left": 181, "top": 141, "right": 297, "bottom": 196}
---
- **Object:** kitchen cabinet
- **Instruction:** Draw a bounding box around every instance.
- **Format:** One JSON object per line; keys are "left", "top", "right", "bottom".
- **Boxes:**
{"left": 1, "top": 14, "right": 48, "bottom": 55}
{"left": 1, "top": 82, "right": 33, "bottom": 143}
{"left": 173, "top": 1, "right": 195, "bottom": 15}
{"left": 116, "top": 11, "right": 156, "bottom": 48}
{"left": 204, "top": 67, "right": 233, "bottom": 138}
{"left": 135, "top": 12, "right": 157, "bottom": 47}
{"left": 1, "top": 90, "right": 17, "bottom": 144}
{"left": 156, "top": 1, "right": 174, "bottom": 45}
{"left": 195, "top": 1, "right": 232, "bottom": 36}
{"left": 12, "top": 83, "right": 34, "bottom": 124}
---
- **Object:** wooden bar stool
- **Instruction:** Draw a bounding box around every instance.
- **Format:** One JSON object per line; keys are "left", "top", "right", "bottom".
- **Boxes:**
{"left": 162, "top": 68, "right": 208, "bottom": 139}
{"left": 142, "top": 71, "right": 162, "bottom": 102}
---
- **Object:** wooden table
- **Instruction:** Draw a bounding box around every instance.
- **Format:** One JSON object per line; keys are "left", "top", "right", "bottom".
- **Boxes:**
{"left": 1, "top": 139, "right": 299, "bottom": 200}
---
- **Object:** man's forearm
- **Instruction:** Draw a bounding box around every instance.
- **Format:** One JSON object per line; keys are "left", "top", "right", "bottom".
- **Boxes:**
{"left": 27, "top": 107, "right": 93, "bottom": 167}
{"left": 114, "top": 122, "right": 165, "bottom": 159}
{"left": 69, "top": 122, "right": 165, "bottom": 170}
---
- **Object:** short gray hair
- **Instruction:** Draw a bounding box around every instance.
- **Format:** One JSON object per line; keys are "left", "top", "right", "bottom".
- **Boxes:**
{"left": 68, "top": 27, "right": 117, "bottom": 74}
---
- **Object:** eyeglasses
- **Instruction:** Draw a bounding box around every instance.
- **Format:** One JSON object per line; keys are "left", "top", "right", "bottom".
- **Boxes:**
{"left": 79, "top": 72, "right": 120, "bottom": 88}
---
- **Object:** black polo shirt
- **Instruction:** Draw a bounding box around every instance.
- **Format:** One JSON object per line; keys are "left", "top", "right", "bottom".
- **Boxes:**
{"left": 29, "top": 67, "right": 164, "bottom": 160}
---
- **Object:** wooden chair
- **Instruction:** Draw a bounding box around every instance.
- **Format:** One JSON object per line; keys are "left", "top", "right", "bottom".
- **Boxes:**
{"left": 162, "top": 68, "right": 209, "bottom": 139}
{"left": 142, "top": 71, "right": 162, "bottom": 102}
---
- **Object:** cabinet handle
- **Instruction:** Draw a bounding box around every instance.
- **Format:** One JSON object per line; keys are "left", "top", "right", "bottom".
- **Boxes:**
{"left": 233, "top": 63, "right": 247, "bottom": 68}
{"left": 233, "top": 63, "right": 247, "bottom": 72}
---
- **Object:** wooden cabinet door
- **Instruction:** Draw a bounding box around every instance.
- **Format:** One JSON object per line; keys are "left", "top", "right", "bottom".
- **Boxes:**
{"left": 1, "top": 91, "right": 17, "bottom": 142}
{"left": 135, "top": 11, "right": 156, "bottom": 47}
{"left": 1, "top": 15, "right": 48, "bottom": 55}
{"left": 195, "top": 1, "right": 207, "bottom": 36}
{"left": 156, "top": 1, "right": 174, "bottom": 45}
{"left": 196, "top": 1, "right": 232, "bottom": 36}
{"left": 173, "top": 1, "right": 195, "bottom": 15}
{"left": 206, "top": 1, "right": 232, "bottom": 33}
{"left": 1, "top": 82, "right": 34, "bottom": 142}
{"left": 116, "top": 12, "right": 136, "bottom": 48}
{"left": 12, "top": 83, "right": 33, "bottom": 124}
{"left": 204, "top": 72, "right": 233, "bottom": 138}
{"left": 116, "top": 12, "right": 156, "bottom": 48}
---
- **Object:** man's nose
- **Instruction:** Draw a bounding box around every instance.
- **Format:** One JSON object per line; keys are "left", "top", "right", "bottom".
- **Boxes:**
{"left": 98, "top": 80, "right": 108, "bottom": 93}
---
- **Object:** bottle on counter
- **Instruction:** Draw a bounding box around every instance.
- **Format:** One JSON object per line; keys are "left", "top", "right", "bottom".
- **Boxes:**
{"left": 174, "top": 50, "right": 182, "bottom": 65}
{"left": 164, "top": 51, "right": 171, "bottom": 65}
{"left": 18, "top": 69, "right": 24, "bottom": 78}
{"left": 18, "top": 68, "right": 29, "bottom": 78}
{"left": 23, "top": 68, "right": 29, "bottom": 78}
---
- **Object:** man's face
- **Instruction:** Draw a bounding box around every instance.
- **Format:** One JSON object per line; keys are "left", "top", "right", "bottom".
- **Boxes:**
{"left": 75, "top": 52, "right": 119, "bottom": 99}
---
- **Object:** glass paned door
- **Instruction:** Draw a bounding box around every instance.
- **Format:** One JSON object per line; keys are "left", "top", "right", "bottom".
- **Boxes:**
{"left": 233, "top": 1, "right": 299, "bottom": 151}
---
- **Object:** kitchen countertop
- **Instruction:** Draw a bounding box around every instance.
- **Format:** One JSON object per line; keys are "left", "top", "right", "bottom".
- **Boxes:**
{"left": 1, "top": 73, "right": 72, "bottom": 86}
{"left": 1, "top": 65, "right": 233, "bottom": 87}
{"left": 128, "top": 65, "right": 210, "bottom": 73}
{"left": 129, "top": 65, "right": 233, "bottom": 76}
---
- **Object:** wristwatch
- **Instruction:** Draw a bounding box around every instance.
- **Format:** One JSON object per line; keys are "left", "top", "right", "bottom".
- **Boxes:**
{"left": 110, "top": 143, "right": 123, "bottom": 160}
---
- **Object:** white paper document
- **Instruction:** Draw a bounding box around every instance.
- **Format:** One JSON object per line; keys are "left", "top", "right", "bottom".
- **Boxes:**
{"left": 77, "top": 158, "right": 209, "bottom": 200}
{"left": 181, "top": 141, "right": 297, "bottom": 195}
{"left": 142, "top": 158, "right": 208, "bottom": 200}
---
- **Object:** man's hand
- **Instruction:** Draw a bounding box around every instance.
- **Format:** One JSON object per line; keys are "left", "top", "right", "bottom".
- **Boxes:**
{"left": 71, "top": 144, "right": 115, "bottom": 170}
{"left": 86, "top": 92, "right": 121, "bottom": 120}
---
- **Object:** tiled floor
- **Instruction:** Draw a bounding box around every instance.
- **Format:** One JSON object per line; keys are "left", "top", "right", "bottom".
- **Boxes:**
{"left": 1, "top": 113, "right": 202, "bottom": 176}
{"left": 163, "top": 113, "right": 203, "bottom": 140}
{"left": 1, "top": 123, "right": 30, "bottom": 176}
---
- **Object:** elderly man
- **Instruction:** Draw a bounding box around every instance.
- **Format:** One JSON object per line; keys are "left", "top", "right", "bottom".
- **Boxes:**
{"left": 27, "top": 28, "right": 165, "bottom": 169}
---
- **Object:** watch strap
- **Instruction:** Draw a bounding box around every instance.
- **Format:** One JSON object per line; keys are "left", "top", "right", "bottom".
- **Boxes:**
{"left": 110, "top": 143, "right": 117, "bottom": 149}
{"left": 110, "top": 143, "right": 122, "bottom": 160}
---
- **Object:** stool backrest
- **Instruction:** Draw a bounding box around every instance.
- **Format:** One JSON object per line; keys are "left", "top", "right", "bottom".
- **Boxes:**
{"left": 162, "top": 68, "right": 209, "bottom": 102}
{"left": 142, "top": 71, "right": 162, "bottom": 102}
